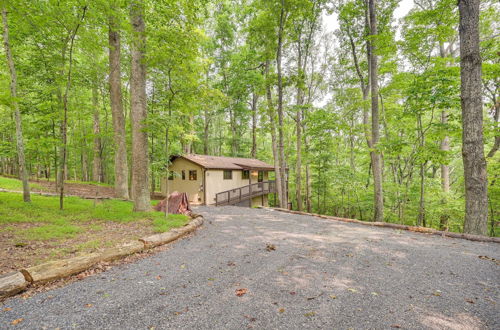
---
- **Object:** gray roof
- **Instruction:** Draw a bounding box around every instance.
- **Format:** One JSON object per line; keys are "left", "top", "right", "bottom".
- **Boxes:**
{"left": 173, "top": 154, "right": 275, "bottom": 171}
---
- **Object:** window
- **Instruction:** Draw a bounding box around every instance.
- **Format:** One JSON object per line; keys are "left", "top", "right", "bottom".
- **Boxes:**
{"left": 182, "top": 170, "right": 186, "bottom": 180}
{"left": 168, "top": 171, "right": 174, "bottom": 180}
{"left": 223, "top": 170, "right": 232, "bottom": 180}
{"left": 189, "top": 170, "right": 197, "bottom": 181}
{"left": 258, "top": 171, "right": 264, "bottom": 182}
{"left": 242, "top": 170, "right": 249, "bottom": 180}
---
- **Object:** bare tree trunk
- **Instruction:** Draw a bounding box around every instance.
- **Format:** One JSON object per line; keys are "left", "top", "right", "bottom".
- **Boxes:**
{"left": 458, "top": 0, "right": 488, "bottom": 235}
{"left": 295, "top": 48, "right": 303, "bottom": 211}
{"left": 368, "top": 0, "right": 384, "bottom": 222}
{"left": 305, "top": 158, "right": 312, "bottom": 212}
{"left": 265, "top": 60, "right": 283, "bottom": 207}
{"left": 251, "top": 92, "right": 258, "bottom": 158}
{"left": 277, "top": 0, "right": 287, "bottom": 208}
{"left": 59, "top": 6, "right": 87, "bottom": 210}
{"left": 92, "top": 82, "right": 103, "bottom": 183}
{"left": 204, "top": 107, "right": 210, "bottom": 155}
{"left": 130, "top": 0, "right": 151, "bottom": 211}
{"left": 2, "top": 8, "right": 30, "bottom": 202}
{"left": 438, "top": 45, "right": 451, "bottom": 193}
{"left": 440, "top": 111, "right": 450, "bottom": 192}
{"left": 486, "top": 99, "right": 499, "bottom": 158}
{"left": 109, "top": 14, "right": 130, "bottom": 199}
{"left": 417, "top": 115, "right": 426, "bottom": 227}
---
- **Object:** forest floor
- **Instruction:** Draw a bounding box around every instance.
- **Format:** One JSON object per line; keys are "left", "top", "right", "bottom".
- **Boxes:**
{"left": 1, "top": 206, "right": 498, "bottom": 329}
{"left": 0, "top": 175, "right": 167, "bottom": 200}
{"left": 0, "top": 184, "right": 188, "bottom": 275}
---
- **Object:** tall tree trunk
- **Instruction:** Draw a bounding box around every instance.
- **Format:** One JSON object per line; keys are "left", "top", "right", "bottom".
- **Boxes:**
{"left": 440, "top": 111, "right": 450, "bottom": 192}
{"left": 305, "top": 157, "right": 312, "bottom": 212}
{"left": 295, "top": 49, "right": 303, "bottom": 211}
{"left": 438, "top": 45, "right": 451, "bottom": 194}
{"left": 109, "top": 14, "right": 130, "bottom": 199}
{"left": 92, "top": 82, "right": 103, "bottom": 183}
{"left": 2, "top": 8, "right": 30, "bottom": 202}
{"left": 417, "top": 115, "right": 426, "bottom": 227}
{"left": 130, "top": 0, "right": 151, "bottom": 211}
{"left": 265, "top": 60, "right": 283, "bottom": 207}
{"left": 204, "top": 107, "right": 210, "bottom": 155}
{"left": 59, "top": 6, "right": 87, "bottom": 210}
{"left": 276, "top": 0, "right": 287, "bottom": 208}
{"left": 458, "top": 0, "right": 488, "bottom": 235}
{"left": 486, "top": 99, "right": 499, "bottom": 158}
{"left": 368, "top": 0, "right": 384, "bottom": 222}
{"left": 251, "top": 92, "right": 258, "bottom": 158}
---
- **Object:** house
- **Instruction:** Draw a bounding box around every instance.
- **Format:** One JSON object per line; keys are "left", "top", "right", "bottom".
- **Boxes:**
{"left": 161, "top": 154, "right": 285, "bottom": 207}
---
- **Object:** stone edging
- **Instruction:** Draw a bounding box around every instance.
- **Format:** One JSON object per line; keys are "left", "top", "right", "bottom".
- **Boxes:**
{"left": 0, "top": 215, "right": 204, "bottom": 300}
{"left": 267, "top": 208, "right": 500, "bottom": 244}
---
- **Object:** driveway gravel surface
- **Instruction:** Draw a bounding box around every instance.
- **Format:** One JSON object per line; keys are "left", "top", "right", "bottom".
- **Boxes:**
{"left": 1, "top": 206, "right": 499, "bottom": 329}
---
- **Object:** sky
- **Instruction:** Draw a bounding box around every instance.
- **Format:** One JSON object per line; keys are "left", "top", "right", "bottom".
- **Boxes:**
{"left": 323, "top": 0, "right": 415, "bottom": 34}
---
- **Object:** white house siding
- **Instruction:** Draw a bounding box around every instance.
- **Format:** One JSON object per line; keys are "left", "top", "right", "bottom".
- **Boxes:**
{"left": 205, "top": 169, "right": 250, "bottom": 205}
{"left": 162, "top": 158, "right": 204, "bottom": 204}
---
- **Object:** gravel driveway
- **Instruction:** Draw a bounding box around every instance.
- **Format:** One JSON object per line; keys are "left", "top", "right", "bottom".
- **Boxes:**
{"left": 1, "top": 206, "right": 499, "bottom": 329}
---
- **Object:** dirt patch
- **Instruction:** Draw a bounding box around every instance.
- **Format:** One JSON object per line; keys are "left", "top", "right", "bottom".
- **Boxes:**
{"left": 0, "top": 220, "right": 156, "bottom": 275}
{"left": 30, "top": 180, "right": 117, "bottom": 199}
{"left": 30, "top": 180, "right": 166, "bottom": 200}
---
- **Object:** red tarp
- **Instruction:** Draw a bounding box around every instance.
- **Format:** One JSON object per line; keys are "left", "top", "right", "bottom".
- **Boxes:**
{"left": 154, "top": 191, "right": 192, "bottom": 215}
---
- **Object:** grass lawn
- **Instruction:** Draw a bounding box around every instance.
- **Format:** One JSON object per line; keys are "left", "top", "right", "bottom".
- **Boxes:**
{"left": 0, "top": 191, "right": 189, "bottom": 275}
{"left": 0, "top": 176, "right": 42, "bottom": 191}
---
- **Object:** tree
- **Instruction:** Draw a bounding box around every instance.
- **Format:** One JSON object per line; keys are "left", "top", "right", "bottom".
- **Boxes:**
{"left": 368, "top": 0, "right": 384, "bottom": 222}
{"left": 130, "top": 0, "right": 150, "bottom": 211}
{"left": 1, "top": 7, "right": 30, "bottom": 202}
{"left": 108, "top": 8, "right": 130, "bottom": 199}
{"left": 458, "top": 0, "right": 488, "bottom": 235}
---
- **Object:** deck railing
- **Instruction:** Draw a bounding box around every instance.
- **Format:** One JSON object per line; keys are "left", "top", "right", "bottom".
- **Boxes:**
{"left": 215, "top": 180, "right": 276, "bottom": 206}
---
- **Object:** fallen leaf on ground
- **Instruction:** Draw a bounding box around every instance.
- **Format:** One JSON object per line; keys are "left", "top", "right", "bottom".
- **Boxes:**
{"left": 244, "top": 315, "right": 256, "bottom": 322}
{"left": 3, "top": 308, "right": 12, "bottom": 312}
{"left": 347, "top": 288, "right": 358, "bottom": 293}
{"left": 85, "top": 304, "right": 93, "bottom": 308}
{"left": 371, "top": 292, "right": 379, "bottom": 296}
{"left": 266, "top": 244, "right": 276, "bottom": 251}
{"left": 307, "top": 293, "right": 324, "bottom": 300}
{"left": 390, "top": 324, "right": 401, "bottom": 328}
{"left": 289, "top": 291, "right": 296, "bottom": 295}
{"left": 330, "top": 295, "right": 337, "bottom": 299}
{"left": 236, "top": 288, "right": 248, "bottom": 297}
{"left": 465, "top": 298, "right": 475, "bottom": 304}
{"left": 304, "top": 312, "right": 316, "bottom": 317}
{"left": 433, "top": 290, "right": 442, "bottom": 297}
{"left": 11, "top": 318, "right": 23, "bottom": 325}
{"left": 180, "top": 265, "right": 185, "bottom": 269}
{"left": 156, "top": 275, "right": 162, "bottom": 280}
{"left": 478, "top": 256, "right": 500, "bottom": 265}
{"left": 227, "top": 262, "right": 236, "bottom": 266}
{"left": 279, "top": 308, "right": 285, "bottom": 313}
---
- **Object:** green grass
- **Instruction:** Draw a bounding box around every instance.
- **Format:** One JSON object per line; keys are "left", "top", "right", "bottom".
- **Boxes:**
{"left": 0, "top": 191, "right": 189, "bottom": 240}
{"left": 153, "top": 214, "right": 190, "bottom": 233}
{"left": 0, "top": 176, "right": 41, "bottom": 191}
